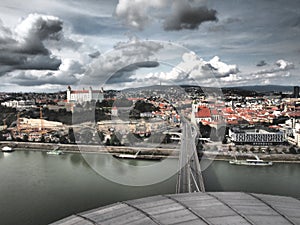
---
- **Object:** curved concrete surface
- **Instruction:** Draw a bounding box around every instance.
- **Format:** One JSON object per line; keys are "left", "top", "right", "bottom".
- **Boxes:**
{"left": 51, "top": 192, "right": 300, "bottom": 225}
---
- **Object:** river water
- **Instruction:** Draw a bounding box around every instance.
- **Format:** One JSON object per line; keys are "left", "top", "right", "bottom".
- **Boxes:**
{"left": 0, "top": 150, "right": 178, "bottom": 225}
{"left": 0, "top": 150, "right": 300, "bottom": 225}
{"left": 201, "top": 158, "right": 300, "bottom": 199}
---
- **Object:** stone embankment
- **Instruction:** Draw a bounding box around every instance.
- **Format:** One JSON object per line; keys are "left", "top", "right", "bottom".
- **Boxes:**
{"left": 0, "top": 141, "right": 179, "bottom": 158}
{"left": 1, "top": 141, "right": 300, "bottom": 162}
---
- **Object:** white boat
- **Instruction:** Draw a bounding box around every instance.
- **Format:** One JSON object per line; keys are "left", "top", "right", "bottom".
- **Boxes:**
{"left": 113, "top": 151, "right": 163, "bottom": 160}
{"left": 47, "top": 150, "right": 64, "bottom": 155}
{"left": 1, "top": 146, "right": 14, "bottom": 152}
{"left": 47, "top": 147, "right": 64, "bottom": 155}
{"left": 229, "top": 155, "right": 273, "bottom": 166}
{"left": 113, "top": 150, "right": 141, "bottom": 159}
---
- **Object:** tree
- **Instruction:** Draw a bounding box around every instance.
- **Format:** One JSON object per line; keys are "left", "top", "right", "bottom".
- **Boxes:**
{"left": 110, "top": 133, "right": 121, "bottom": 146}
{"left": 198, "top": 122, "right": 211, "bottom": 138}
{"left": 222, "top": 137, "right": 227, "bottom": 144}
{"left": 59, "top": 135, "right": 68, "bottom": 144}
{"left": 289, "top": 146, "right": 297, "bottom": 154}
{"left": 97, "top": 130, "right": 105, "bottom": 142}
{"left": 68, "top": 128, "right": 76, "bottom": 143}
{"left": 163, "top": 134, "right": 171, "bottom": 144}
{"left": 0, "top": 132, "right": 5, "bottom": 141}
{"left": 40, "top": 135, "right": 45, "bottom": 143}
{"left": 129, "top": 100, "right": 158, "bottom": 119}
{"left": 105, "top": 138, "right": 110, "bottom": 146}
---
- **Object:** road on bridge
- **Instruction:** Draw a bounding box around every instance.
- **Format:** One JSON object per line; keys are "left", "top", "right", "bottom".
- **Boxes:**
{"left": 176, "top": 119, "right": 205, "bottom": 193}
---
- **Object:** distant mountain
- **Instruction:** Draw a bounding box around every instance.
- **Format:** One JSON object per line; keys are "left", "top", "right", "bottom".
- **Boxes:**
{"left": 120, "top": 84, "right": 295, "bottom": 94}
{"left": 228, "top": 85, "right": 294, "bottom": 93}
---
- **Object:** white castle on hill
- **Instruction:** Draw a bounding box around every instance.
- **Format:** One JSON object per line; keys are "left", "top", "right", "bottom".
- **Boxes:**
{"left": 67, "top": 86, "right": 104, "bottom": 103}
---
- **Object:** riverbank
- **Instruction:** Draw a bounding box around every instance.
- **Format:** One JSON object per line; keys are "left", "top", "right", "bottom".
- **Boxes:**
{"left": 1, "top": 141, "right": 300, "bottom": 163}
{"left": 202, "top": 151, "right": 300, "bottom": 163}
{"left": 0, "top": 141, "right": 179, "bottom": 158}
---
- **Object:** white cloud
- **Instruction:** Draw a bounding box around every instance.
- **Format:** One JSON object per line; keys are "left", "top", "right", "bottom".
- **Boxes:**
{"left": 207, "top": 56, "right": 239, "bottom": 77}
{"left": 83, "top": 37, "right": 163, "bottom": 85}
{"left": 115, "top": 0, "right": 170, "bottom": 30}
{"left": 276, "top": 59, "right": 294, "bottom": 70}
{"left": 253, "top": 59, "right": 295, "bottom": 76}
{"left": 220, "top": 74, "right": 242, "bottom": 82}
{"left": 158, "top": 52, "right": 239, "bottom": 82}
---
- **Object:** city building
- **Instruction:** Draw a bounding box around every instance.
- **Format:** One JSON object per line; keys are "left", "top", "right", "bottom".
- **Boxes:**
{"left": 1, "top": 100, "right": 35, "bottom": 109}
{"left": 67, "top": 86, "right": 104, "bottom": 103}
{"left": 229, "top": 128, "right": 285, "bottom": 145}
{"left": 18, "top": 118, "right": 64, "bottom": 131}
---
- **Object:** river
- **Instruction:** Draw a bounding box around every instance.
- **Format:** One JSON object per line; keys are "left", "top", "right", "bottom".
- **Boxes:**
{"left": 0, "top": 150, "right": 178, "bottom": 225}
{"left": 0, "top": 150, "right": 300, "bottom": 225}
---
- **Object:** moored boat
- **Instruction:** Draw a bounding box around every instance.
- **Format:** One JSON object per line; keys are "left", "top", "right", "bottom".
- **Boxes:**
{"left": 47, "top": 146, "right": 64, "bottom": 155}
{"left": 113, "top": 150, "right": 163, "bottom": 160}
{"left": 1, "top": 146, "right": 14, "bottom": 152}
{"left": 229, "top": 155, "right": 273, "bottom": 166}
{"left": 47, "top": 150, "right": 64, "bottom": 155}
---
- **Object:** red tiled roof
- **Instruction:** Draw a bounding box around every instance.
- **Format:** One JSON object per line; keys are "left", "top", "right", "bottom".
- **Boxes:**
{"left": 227, "top": 120, "right": 239, "bottom": 125}
{"left": 195, "top": 107, "right": 211, "bottom": 118}
{"left": 211, "top": 109, "right": 218, "bottom": 115}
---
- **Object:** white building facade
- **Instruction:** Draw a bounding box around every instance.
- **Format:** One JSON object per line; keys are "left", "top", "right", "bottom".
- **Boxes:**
{"left": 67, "top": 86, "right": 104, "bottom": 103}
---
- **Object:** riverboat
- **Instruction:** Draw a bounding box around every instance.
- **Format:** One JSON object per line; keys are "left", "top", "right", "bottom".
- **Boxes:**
{"left": 113, "top": 150, "right": 163, "bottom": 160}
{"left": 229, "top": 155, "right": 273, "bottom": 166}
{"left": 47, "top": 150, "right": 64, "bottom": 155}
{"left": 1, "top": 146, "right": 14, "bottom": 152}
{"left": 47, "top": 146, "right": 64, "bottom": 155}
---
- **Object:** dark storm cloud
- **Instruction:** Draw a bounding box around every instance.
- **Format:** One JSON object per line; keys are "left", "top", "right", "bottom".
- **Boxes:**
{"left": 88, "top": 51, "right": 101, "bottom": 58}
{"left": 163, "top": 1, "right": 217, "bottom": 31}
{"left": 256, "top": 60, "right": 267, "bottom": 67}
{"left": 9, "top": 59, "right": 83, "bottom": 86}
{"left": 0, "top": 14, "right": 63, "bottom": 76}
{"left": 84, "top": 37, "right": 164, "bottom": 86}
{"left": 115, "top": 0, "right": 217, "bottom": 31}
{"left": 106, "top": 61, "right": 160, "bottom": 84}
{"left": 10, "top": 71, "right": 78, "bottom": 86}
{"left": 120, "top": 61, "right": 159, "bottom": 71}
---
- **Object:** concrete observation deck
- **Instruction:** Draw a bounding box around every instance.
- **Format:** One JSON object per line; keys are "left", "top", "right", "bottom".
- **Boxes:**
{"left": 52, "top": 192, "right": 300, "bottom": 225}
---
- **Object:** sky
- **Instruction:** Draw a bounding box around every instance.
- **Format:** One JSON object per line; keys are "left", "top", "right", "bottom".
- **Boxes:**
{"left": 0, "top": 0, "right": 299, "bottom": 92}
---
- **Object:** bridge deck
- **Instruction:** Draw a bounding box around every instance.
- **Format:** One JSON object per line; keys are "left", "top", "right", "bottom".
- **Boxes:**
{"left": 52, "top": 192, "right": 300, "bottom": 225}
{"left": 177, "top": 121, "right": 205, "bottom": 193}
